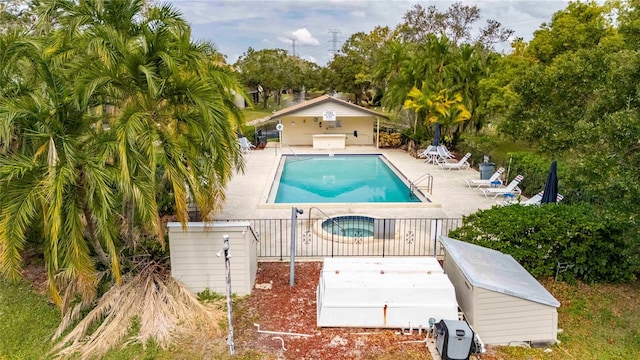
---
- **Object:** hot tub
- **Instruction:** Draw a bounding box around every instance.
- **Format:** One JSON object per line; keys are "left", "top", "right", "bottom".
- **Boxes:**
{"left": 317, "top": 215, "right": 396, "bottom": 243}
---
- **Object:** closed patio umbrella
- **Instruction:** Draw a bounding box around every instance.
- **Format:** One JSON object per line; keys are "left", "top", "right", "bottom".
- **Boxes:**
{"left": 433, "top": 122, "right": 441, "bottom": 146}
{"left": 541, "top": 160, "right": 559, "bottom": 204}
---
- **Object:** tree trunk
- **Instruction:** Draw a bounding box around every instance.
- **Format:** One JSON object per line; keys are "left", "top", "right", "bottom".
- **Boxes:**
{"left": 123, "top": 198, "right": 135, "bottom": 248}
{"left": 276, "top": 90, "right": 282, "bottom": 106}
{"left": 83, "top": 207, "right": 111, "bottom": 268}
{"left": 262, "top": 91, "right": 270, "bottom": 109}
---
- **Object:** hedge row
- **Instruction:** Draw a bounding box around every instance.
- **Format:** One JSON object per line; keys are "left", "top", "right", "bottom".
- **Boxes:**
{"left": 448, "top": 204, "right": 640, "bottom": 283}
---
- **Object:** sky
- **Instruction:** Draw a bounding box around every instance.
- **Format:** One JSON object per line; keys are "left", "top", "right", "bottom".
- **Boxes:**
{"left": 167, "top": 0, "right": 578, "bottom": 65}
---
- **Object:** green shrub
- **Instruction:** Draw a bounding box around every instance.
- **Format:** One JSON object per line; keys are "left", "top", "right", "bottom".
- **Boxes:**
{"left": 197, "top": 288, "right": 225, "bottom": 303}
{"left": 448, "top": 204, "right": 639, "bottom": 283}
{"left": 503, "top": 152, "right": 561, "bottom": 196}
{"left": 241, "top": 124, "right": 256, "bottom": 138}
{"left": 400, "top": 125, "right": 429, "bottom": 146}
{"left": 458, "top": 134, "right": 501, "bottom": 167}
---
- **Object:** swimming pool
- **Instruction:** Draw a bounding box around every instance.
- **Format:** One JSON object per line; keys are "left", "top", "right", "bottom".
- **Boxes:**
{"left": 270, "top": 154, "right": 424, "bottom": 203}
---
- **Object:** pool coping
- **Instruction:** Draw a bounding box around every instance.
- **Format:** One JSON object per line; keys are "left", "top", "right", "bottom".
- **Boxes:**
{"left": 216, "top": 144, "right": 505, "bottom": 220}
{"left": 258, "top": 153, "right": 439, "bottom": 209}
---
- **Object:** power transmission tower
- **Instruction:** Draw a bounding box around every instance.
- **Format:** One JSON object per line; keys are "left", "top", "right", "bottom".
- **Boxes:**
{"left": 289, "top": 37, "right": 297, "bottom": 57}
{"left": 328, "top": 29, "right": 341, "bottom": 57}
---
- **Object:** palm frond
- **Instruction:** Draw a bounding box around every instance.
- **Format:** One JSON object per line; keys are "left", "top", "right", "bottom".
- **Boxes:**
{"left": 51, "top": 260, "right": 223, "bottom": 359}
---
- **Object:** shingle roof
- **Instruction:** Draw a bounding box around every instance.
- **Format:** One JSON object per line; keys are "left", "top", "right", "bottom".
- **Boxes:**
{"left": 247, "top": 94, "right": 388, "bottom": 126}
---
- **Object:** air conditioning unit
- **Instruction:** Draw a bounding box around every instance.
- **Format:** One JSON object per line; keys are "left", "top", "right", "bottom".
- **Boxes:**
{"left": 435, "top": 319, "right": 475, "bottom": 360}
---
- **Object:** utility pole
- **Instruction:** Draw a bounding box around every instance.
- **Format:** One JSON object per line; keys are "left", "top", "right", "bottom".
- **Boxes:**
{"left": 289, "top": 37, "right": 297, "bottom": 57}
{"left": 218, "top": 235, "right": 235, "bottom": 355}
{"left": 290, "top": 207, "right": 303, "bottom": 287}
{"left": 328, "top": 29, "right": 341, "bottom": 57}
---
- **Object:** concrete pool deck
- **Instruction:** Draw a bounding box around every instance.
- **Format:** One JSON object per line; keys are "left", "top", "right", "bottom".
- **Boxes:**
{"left": 215, "top": 144, "right": 507, "bottom": 220}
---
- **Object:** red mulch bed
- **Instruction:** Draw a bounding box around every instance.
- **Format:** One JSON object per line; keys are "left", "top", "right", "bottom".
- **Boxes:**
{"left": 233, "top": 262, "right": 432, "bottom": 359}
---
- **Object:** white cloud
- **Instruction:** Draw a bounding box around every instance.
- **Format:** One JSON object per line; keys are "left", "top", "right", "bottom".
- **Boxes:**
{"left": 292, "top": 28, "right": 320, "bottom": 45}
{"left": 306, "top": 55, "right": 317, "bottom": 63}
{"left": 169, "top": 0, "right": 604, "bottom": 65}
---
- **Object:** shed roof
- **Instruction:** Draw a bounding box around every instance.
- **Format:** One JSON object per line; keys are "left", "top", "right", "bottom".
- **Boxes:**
{"left": 247, "top": 94, "right": 388, "bottom": 126}
{"left": 439, "top": 236, "right": 560, "bottom": 308}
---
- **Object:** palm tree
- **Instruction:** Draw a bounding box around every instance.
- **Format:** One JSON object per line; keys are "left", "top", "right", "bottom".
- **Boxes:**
{"left": 0, "top": 0, "right": 246, "bottom": 310}
{"left": 379, "top": 35, "right": 457, "bottom": 136}
{"left": 403, "top": 85, "right": 471, "bottom": 145}
{"left": 0, "top": 32, "right": 117, "bottom": 305}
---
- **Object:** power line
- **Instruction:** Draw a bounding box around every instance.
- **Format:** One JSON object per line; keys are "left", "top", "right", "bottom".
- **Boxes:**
{"left": 288, "top": 37, "right": 297, "bottom": 57}
{"left": 328, "top": 29, "right": 341, "bottom": 57}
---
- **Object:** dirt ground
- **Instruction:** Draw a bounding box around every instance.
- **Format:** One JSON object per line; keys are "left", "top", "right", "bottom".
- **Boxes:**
{"left": 20, "top": 257, "right": 492, "bottom": 359}
{"left": 233, "top": 262, "right": 461, "bottom": 360}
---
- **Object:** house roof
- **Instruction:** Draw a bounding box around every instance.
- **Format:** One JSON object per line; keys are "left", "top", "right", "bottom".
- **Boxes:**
{"left": 247, "top": 94, "right": 388, "bottom": 126}
{"left": 439, "top": 236, "right": 560, "bottom": 308}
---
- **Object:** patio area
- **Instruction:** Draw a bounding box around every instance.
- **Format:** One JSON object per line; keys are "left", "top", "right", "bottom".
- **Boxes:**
{"left": 215, "top": 143, "right": 503, "bottom": 221}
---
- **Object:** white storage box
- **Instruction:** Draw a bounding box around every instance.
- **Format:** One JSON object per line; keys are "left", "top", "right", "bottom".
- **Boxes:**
{"left": 317, "top": 257, "right": 458, "bottom": 329}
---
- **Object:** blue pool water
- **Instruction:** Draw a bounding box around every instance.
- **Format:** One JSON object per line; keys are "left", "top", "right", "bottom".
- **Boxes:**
{"left": 322, "top": 215, "right": 375, "bottom": 236}
{"left": 273, "top": 154, "right": 421, "bottom": 203}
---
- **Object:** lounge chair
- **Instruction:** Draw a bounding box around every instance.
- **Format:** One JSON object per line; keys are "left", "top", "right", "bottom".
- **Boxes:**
{"left": 437, "top": 146, "right": 455, "bottom": 160}
{"left": 439, "top": 152, "right": 471, "bottom": 170}
{"left": 480, "top": 175, "right": 524, "bottom": 198}
{"left": 465, "top": 167, "right": 505, "bottom": 188}
{"left": 417, "top": 146, "right": 435, "bottom": 158}
{"left": 498, "top": 191, "right": 564, "bottom": 206}
{"left": 419, "top": 145, "right": 456, "bottom": 164}
{"left": 239, "top": 137, "right": 256, "bottom": 153}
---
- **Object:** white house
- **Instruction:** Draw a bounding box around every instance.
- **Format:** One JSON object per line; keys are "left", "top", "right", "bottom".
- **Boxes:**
{"left": 249, "top": 94, "right": 388, "bottom": 149}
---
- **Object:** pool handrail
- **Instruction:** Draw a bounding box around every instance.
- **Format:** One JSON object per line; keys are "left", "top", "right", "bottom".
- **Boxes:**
{"left": 410, "top": 173, "right": 433, "bottom": 195}
{"left": 307, "top": 207, "right": 346, "bottom": 235}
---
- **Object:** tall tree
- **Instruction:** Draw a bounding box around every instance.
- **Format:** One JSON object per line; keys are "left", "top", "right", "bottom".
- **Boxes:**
{"left": 476, "top": 39, "right": 536, "bottom": 134}
{"left": 234, "top": 48, "right": 290, "bottom": 109}
{"left": 403, "top": 85, "right": 470, "bottom": 141}
{"left": 617, "top": 0, "right": 640, "bottom": 48}
{"left": 328, "top": 27, "right": 392, "bottom": 106}
{"left": 527, "top": 0, "right": 617, "bottom": 63}
{"left": 377, "top": 34, "right": 495, "bottom": 145}
{"left": 396, "top": 2, "right": 513, "bottom": 49}
{"left": 0, "top": 0, "right": 245, "bottom": 311}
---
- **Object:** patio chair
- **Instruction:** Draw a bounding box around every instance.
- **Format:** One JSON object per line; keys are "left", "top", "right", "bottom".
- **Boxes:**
{"left": 465, "top": 167, "right": 505, "bottom": 188}
{"left": 497, "top": 191, "right": 564, "bottom": 206}
{"left": 480, "top": 175, "right": 524, "bottom": 198}
{"left": 417, "top": 146, "right": 435, "bottom": 158}
{"left": 239, "top": 137, "right": 256, "bottom": 154}
{"left": 439, "top": 152, "right": 471, "bottom": 170}
{"left": 437, "top": 146, "right": 455, "bottom": 160}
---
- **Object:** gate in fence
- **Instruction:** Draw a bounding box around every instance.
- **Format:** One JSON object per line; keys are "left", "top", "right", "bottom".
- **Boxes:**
{"left": 217, "top": 217, "right": 463, "bottom": 260}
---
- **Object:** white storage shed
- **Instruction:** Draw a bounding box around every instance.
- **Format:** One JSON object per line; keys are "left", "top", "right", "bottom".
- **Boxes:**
{"left": 439, "top": 236, "right": 560, "bottom": 345}
{"left": 316, "top": 257, "right": 459, "bottom": 329}
{"left": 168, "top": 221, "right": 258, "bottom": 296}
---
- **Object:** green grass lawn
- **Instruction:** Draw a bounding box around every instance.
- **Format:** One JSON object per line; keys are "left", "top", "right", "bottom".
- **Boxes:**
{"left": 491, "top": 279, "right": 640, "bottom": 360}
{"left": 2, "top": 276, "right": 639, "bottom": 359}
{"left": 0, "top": 280, "right": 59, "bottom": 360}
{"left": 241, "top": 107, "right": 272, "bottom": 122}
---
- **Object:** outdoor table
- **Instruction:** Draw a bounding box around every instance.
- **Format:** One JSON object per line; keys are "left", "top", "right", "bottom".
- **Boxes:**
{"left": 423, "top": 151, "right": 440, "bottom": 164}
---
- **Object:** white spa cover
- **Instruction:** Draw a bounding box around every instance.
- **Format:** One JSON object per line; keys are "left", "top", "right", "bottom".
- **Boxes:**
{"left": 316, "top": 257, "right": 459, "bottom": 328}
